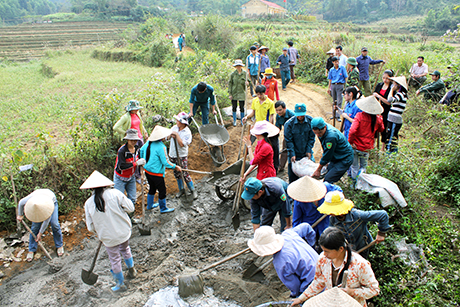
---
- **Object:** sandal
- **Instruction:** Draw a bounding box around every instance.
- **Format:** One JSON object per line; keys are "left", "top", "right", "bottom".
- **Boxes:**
{"left": 26, "top": 252, "right": 34, "bottom": 262}
{"left": 57, "top": 247, "right": 64, "bottom": 257}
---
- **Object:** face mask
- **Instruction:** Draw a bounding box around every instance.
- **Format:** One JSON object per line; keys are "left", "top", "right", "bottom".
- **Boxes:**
{"left": 267, "top": 75, "right": 272, "bottom": 79}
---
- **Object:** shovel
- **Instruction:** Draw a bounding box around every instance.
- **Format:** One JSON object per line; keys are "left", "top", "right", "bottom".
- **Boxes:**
{"left": 357, "top": 240, "right": 377, "bottom": 254}
{"left": 81, "top": 241, "right": 103, "bottom": 285}
{"left": 138, "top": 167, "right": 151, "bottom": 236}
{"left": 232, "top": 127, "right": 250, "bottom": 230}
{"left": 21, "top": 220, "right": 53, "bottom": 261}
{"left": 178, "top": 247, "right": 251, "bottom": 298}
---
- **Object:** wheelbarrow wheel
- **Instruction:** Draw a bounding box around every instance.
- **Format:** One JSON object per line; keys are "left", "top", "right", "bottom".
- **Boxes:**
{"left": 215, "top": 185, "right": 235, "bottom": 201}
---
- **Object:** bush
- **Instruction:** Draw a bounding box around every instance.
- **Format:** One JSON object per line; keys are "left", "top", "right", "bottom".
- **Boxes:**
{"left": 192, "top": 15, "right": 237, "bottom": 57}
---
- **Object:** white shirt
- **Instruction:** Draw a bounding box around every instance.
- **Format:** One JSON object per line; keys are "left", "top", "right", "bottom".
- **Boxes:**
{"left": 338, "top": 54, "right": 348, "bottom": 67}
{"left": 410, "top": 63, "right": 428, "bottom": 76}
{"left": 84, "top": 188, "right": 134, "bottom": 247}
{"left": 169, "top": 125, "right": 192, "bottom": 158}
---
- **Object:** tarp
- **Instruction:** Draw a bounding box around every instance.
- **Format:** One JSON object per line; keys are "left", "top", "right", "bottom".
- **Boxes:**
{"left": 355, "top": 173, "right": 408, "bottom": 208}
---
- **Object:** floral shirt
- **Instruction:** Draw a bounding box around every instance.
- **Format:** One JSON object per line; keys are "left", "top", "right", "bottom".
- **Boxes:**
{"left": 300, "top": 252, "right": 379, "bottom": 306}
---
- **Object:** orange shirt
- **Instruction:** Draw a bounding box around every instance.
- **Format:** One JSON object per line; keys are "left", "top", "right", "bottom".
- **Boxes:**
{"left": 262, "top": 77, "right": 280, "bottom": 101}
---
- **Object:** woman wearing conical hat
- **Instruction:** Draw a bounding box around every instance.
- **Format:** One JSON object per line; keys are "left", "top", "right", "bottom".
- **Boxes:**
{"left": 81, "top": 170, "right": 136, "bottom": 292}
{"left": 384, "top": 76, "right": 408, "bottom": 153}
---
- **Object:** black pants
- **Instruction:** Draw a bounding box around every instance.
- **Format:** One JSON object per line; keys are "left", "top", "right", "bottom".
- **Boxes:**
{"left": 385, "top": 122, "right": 402, "bottom": 153}
{"left": 145, "top": 173, "right": 166, "bottom": 199}
{"left": 231, "top": 100, "right": 245, "bottom": 113}
{"left": 270, "top": 135, "right": 280, "bottom": 171}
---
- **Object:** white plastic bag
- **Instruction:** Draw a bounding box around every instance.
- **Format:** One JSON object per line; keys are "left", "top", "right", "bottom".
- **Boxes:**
{"left": 291, "top": 157, "right": 327, "bottom": 177}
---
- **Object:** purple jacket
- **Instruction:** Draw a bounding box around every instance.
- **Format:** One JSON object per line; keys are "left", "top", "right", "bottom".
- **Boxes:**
{"left": 356, "top": 55, "right": 383, "bottom": 81}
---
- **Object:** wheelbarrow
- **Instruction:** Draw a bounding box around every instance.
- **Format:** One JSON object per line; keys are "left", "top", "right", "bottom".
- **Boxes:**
{"left": 190, "top": 115, "right": 230, "bottom": 167}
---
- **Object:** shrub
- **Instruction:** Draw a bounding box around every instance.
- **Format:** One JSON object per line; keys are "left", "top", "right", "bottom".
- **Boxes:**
{"left": 192, "top": 15, "right": 237, "bottom": 57}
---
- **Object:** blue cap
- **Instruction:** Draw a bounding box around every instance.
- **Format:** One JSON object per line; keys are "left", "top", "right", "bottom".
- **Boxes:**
{"left": 241, "top": 178, "right": 263, "bottom": 200}
{"left": 311, "top": 117, "right": 326, "bottom": 129}
{"left": 294, "top": 103, "right": 306, "bottom": 117}
{"left": 283, "top": 47, "right": 288, "bottom": 51}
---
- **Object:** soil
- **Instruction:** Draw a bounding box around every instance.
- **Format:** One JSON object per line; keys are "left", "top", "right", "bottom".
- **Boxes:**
{"left": 0, "top": 80, "right": 332, "bottom": 307}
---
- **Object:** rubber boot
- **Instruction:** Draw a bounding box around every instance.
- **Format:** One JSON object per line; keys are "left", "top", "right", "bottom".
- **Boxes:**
{"left": 159, "top": 198, "right": 174, "bottom": 213}
{"left": 110, "top": 270, "right": 126, "bottom": 292}
{"left": 240, "top": 112, "right": 245, "bottom": 125}
{"left": 124, "top": 257, "right": 137, "bottom": 279}
{"left": 187, "top": 181, "right": 198, "bottom": 200}
{"left": 176, "top": 179, "right": 185, "bottom": 198}
{"left": 232, "top": 112, "right": 237, "bottom": 126}
{"left": 146, "top": 194, "right": 159, "bottom": 210}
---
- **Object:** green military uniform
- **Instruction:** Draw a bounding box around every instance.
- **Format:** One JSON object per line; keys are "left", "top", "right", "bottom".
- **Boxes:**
{"left": 318, "top": 124, "right": 354, "bottom": 184}
{"left": 419, "top": 79, "right": 446, "bottom": 102}
{"left": 347, "top": 68, "right": 360, "bottom": 87}
{"left": 228, "top": 69, "right": 249, "bottom": 101}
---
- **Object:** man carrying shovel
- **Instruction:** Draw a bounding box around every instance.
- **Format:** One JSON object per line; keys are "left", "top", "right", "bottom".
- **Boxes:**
{"left": 248, "top": 224, "right": 319, "bottom": 298}
{"left": 17, "top": 189, "right": 64, "bottom": 262}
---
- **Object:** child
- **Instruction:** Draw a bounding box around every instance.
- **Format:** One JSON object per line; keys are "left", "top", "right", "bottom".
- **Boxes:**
{"left": 169, "top": 112, "right": 197, "bottom": 199}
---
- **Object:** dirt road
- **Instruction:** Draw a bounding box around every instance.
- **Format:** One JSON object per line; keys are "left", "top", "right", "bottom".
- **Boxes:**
{"left": 0, "top": 81, "right": 333, "bottom": 307}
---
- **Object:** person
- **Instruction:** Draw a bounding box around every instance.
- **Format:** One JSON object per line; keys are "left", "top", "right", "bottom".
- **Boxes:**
{"left": 241, "top": 177, "right": 293, "bottom": 232}
{"left": 178, "top": 34, "right": 184, "bottom": 52}
{"left": 318, "top": 191, "right": 390, "bottom": 258}
{"left": 337, "top": 87, "right": 362, "bottom": 140}
{"left": 113, "top": 129, "right": 146, "bottom": 205}
{"left": 416, "top": 70, "right": 446, "bottom": 101}
{"left": 188, "top": 81, "right": 217, "bottom": 125}
{"left": 373, "top": 69, "right": 394, "bottom": 148}
{"left": 274, "top": 101, "right": 295, "bottom": 173}
{"left": 246, "top": 45, "right": 260, "bottom": 97}
{"left": 17, "top": 189, "right": 64, "bottom": 262}
{"left": 259, "top": 45, "right": 271, "bottom": 77}
{"left": 348, "top": 96, "right": 385, "bottom": 180}
{"left": 335, "top": 45, "right": 348, "bottom": 68}
{"left": 311, "top": 117, "right": 354, "bottom": 183}
{"left": 228, "top": 59, "right": 249, "bottom": 126}
{"left": 346, "top": 57, "right": 360, "bottom": 87}
{"left": 328, "top": 56, "right": 348, "bottom": 121}
{"left": 81, "top": 170, "right": 136, "bottom": 292}
{"left": 277, "top": 47, "right": 291, "bottom": 90}
{"left": 325, "top": 48, "right": 335, "bottom": 76}
{"left": 242, "top": 121, "right": 279, "bottom": 181}
{"left": 140, "top": 126, "right": 181, "bottom": 213}
{"left": 385, "top": 76, "right": 408, "bottom": 153}
{"left": 253, "top": 41, "right": 260, "bottom": 53}
{"left": 113, "top": 100, "right": 148, "bottom": 144}
{"left": 287, "top": 176, "right": 342, "bottom": 239}
{"left": 284, "top": 103, "right": 316, "bottom": 183}
{"left": 248, "top": 224, "right": 319, "bottom": 298}
{"left": 261, "top": 68, "right": 279, "bottom": 102}
{"left": 291, "top": 227, "right": 380, "bottom": 307}
{"left": 288, "top": 41, "right": 300, "bottom": 83}
{"left": 440, "top": 64, "right": 459, "bottom": 105}
{"left": 408, "top": 56, "right": 428, "bottom": 89}
{"left": 169, "top": 112, "right": 197, "bottom": 199}
{"left": 356, "top": 47, "right": 385, "bottom": 96}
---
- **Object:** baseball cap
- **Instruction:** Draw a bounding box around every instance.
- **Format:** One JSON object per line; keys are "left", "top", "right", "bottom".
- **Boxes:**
{"left": 241, "top": 178, "right": 263, "bottom": 200}
{"left": 430, "top": 70, "right": 441, "bottom": 76}
{"left": 361, "top": 47, "right": 368, "bottom": 51}
{"left": 294, "top": 103, "right": 307, "bottom": 117}
{"left": 311, "top": 117, "right": 326, "bottom": 130}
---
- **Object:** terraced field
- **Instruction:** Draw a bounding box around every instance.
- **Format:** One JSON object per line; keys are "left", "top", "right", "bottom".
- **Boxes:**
{"left": 0, "top": 21, "right": 131, "bottom": 61}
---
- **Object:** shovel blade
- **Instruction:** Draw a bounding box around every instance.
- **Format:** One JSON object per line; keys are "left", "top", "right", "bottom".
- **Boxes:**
{"left": 138, "top": 223, "right": 151, "bottom": 236}
{"left": 178, "top": 274, "right": 204, "bottom": 298}
{"left": 81, "top": 269, "right": 98, "bottom": 285}
{"left": 242, "top": 262, "right": 259, "bottom": 279}
{"left": 232, "top": 212, "right": 240, "bottom": 230}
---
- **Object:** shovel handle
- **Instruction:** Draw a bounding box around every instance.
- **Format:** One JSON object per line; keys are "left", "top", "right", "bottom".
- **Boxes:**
{"left": 140, "top": 166, "right": 145, "bottom": 217}
{"left": 21, "top": 220, "right": 53, "bottom": 260}
{"left": 311, "top": 214, "right": 328, "bottom": 228}
{"left": 182, "top": 169, "right": 212, "bottom": 175}
{"left": 357, "top": 240, "right": 377, "bottom": 254}
{"left": 200, "top": 247, "right": 251, "bottom": 273}
{"left": 88, "top": 241, "right": 103, "bottom": 272}
{"left": 173, "top": 138, "right": 192, "bottom": 195}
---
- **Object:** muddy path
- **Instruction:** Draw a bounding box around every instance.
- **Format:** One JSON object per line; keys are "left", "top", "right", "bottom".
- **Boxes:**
{"left": 0, "top": 81, "right": 332, "bottom": 307}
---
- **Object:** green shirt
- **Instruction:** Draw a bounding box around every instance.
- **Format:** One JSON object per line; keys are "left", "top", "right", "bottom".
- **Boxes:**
{"left": 347, "top": 68, "right": 359, "bottom": 87}
{"left": 419, "top": 79, "right": 446, "bottom": 96}
{"left": 228, "top": 69, "right": 248, "bottom": 101}
{"left": 318, "top": 124, "right": 354, "bottom": 166}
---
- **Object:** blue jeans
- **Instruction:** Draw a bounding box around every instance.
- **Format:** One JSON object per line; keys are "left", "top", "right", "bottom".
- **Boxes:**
{"left": 281, "top": 70, "right": 291, "bottom": 89}
{"left": 349, "top": 149, "right": 369, "bottom": 179}
{"left": 324, "top": 156, "right": 353, "bottom": 183}
{"left": 29, "top": 201, "right": 63, "bottom": 252}
{"left": 192, "top": 103, "right": 210, "bottom": 125}
{"left": 114, "top": 174, "right": 137, "bottom": 205}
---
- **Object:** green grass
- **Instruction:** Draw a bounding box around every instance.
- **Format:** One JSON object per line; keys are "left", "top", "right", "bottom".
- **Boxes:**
{"left": 0, "top": 50, "right": 172, "bottom": 155}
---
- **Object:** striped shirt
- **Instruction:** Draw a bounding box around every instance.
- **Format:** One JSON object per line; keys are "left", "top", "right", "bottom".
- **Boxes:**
{"left": 387, "top": 91, "right": 407, "bottom": 124}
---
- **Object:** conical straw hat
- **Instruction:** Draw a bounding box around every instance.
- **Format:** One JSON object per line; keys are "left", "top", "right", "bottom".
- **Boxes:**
{"left": 302, "top": 287, "right": 362, "bottom": 307}
{"left": 80, "top": 170, "right": 114, "bottom": 190}
{"left": 389, "top": 76, "right": 407, "bottom": 91}
{"left": 356, "top": 96, "right": 384, "bottom": 115}
{"left": 287, "top": 176, "right": 327, "bottom": 202}
{"left": 24, "top": 195, "right": 54, "bottom": 223}
{"left": 326, "top": 48, "right": 336, "bottom": 54}
{"left": 148, "top": 125, "right": 172, "bottom": 142}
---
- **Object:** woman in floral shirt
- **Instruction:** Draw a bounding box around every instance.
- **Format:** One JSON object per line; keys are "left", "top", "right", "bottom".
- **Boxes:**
{"left": 291, "top": 227, "right": 379, "bottom": 307}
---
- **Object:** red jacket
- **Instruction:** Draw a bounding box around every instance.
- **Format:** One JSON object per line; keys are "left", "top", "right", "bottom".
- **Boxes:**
{"left": 348, "top": 112, "right": 384, "bottom": 152}
{"left": 251, "top": 138, "right": 276, "bottom": 180}
{"left": 262, "top": 77, "right": 280, "bottom": 101}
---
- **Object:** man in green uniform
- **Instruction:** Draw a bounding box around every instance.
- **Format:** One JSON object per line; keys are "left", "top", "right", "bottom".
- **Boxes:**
{"left": 310, "top": 117, "right": 353, "bottom": 184}
{"left": 416, "top": 70, "right": 446, "bottom": 102}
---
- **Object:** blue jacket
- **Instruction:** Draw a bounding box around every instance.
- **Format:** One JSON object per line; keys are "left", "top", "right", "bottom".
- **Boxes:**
{"left": 140, "top": 141, "right": 176, "bottom": 176}
{"left": 292, "top": 183, "right": 342, "bottom": 236}
{"left": 330, "top": 208, "right": 391, "bottom": 251}
{"left": 356, "top": 55, "right": 383, "bottom": 81}
{"left": 277, "top": 54, "right": 290, "bottom": 71}
{"left": 189, "top": 84, "right": 216, "bottom": 106}
{"left": 284, "top": 115, "right": 316, "bottom": 160}
{"left": 275, "top": 109, "right": 295, "bottom": 130}
{"left": 260, "top": 54, "right": 270, "bottom": 73}
{"left": 318, "top": 124, "right": 353, "bottom": 166}
{"left": 247, "top": 53, "right": 260, "bottom": 76}
{"left": 328, "top": 65, "right": 348, "bottom": 84}
{"left": 250, "top": 177, "right": 292, "bottom": 225}
{"left": 273, "top": 223, "right": 319, "bottom": 297}
{"left": 343, "top": 99, "right": 362, "bottom": 140}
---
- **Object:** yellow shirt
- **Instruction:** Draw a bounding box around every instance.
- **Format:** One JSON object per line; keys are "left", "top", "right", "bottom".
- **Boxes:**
{"left": 251, "top": 97, "right": 275, "bottom": 122}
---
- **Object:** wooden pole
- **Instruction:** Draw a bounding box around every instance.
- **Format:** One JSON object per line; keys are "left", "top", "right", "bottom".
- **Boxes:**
{"left": 21, "top": 220, "right": 53, "bottom": 260}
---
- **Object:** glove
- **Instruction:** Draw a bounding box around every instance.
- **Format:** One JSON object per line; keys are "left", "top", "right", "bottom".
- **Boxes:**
{"left": 136, "top": 158, "right": 146, "bottom": 166}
